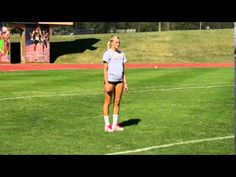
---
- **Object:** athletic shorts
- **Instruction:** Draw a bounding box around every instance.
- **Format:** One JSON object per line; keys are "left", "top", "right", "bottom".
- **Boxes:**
{"left": 33, "top": 40, "right": 40, "bottom": 45}
{"left": 104, "top": 81, "right": 124, "bottom": 86}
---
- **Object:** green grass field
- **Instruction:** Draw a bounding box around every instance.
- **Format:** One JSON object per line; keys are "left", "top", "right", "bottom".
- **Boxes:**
{"left": 0, "top": 68, "right": 234, "bottom": 154}
{"left": 11, "top": 29, "right": 234, "bottom": 63}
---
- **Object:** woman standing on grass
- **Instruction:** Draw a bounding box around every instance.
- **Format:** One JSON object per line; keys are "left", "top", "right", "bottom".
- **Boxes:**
{"left": 103, "top": 35, "right": 129, "bottom": 133}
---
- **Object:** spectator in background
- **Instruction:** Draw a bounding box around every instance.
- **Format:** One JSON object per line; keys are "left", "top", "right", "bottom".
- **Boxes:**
{"left": 30, "top": 25, "right": 43, "bottom": 61}
{"left": 41, "top": 30, "right": 49, "bottom": 53}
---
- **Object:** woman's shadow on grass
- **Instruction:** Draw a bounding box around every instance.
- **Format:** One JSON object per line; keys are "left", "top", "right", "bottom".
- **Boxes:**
{"left": 119, "top": 118, "right": 141, "bottom": 127}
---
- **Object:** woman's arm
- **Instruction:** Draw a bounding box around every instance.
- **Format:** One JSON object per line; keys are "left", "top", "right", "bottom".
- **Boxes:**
{"left": 30, "top": 31, "right": 35, "bottom": 38}
{"left": 104, "top": 62, "right": 112, "bottom": 92}
{"left": 123, "top": 64, "right": 129, "bottom": 92}
{"left": 104, "top": 62, "right": 109, "bottom": 84}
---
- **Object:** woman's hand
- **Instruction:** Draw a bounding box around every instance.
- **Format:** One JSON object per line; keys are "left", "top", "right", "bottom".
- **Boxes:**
{"left": 124, "top": 83, "right": 129, "bottom": 92}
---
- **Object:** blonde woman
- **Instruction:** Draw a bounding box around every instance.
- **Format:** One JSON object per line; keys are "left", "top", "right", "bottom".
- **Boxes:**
{"left": 103, "top": 35, "right": 129, "bottom": 132}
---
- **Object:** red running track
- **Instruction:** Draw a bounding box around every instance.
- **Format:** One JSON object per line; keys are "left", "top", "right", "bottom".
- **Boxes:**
{"left": 0, "top": 63, "right": 234, "bottom": 72}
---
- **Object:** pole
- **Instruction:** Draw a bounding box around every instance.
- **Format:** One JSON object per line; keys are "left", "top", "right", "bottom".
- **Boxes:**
{"left": 167, "top": 22, "right": 170, "bottom": 31}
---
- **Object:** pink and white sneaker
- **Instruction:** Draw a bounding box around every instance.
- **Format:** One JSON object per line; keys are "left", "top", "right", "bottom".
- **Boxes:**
{"left": 105, "top": 125, "right": 114, "bottom": 132}
{"left": 112, "top": 124, "right": 124, "bottom": 131}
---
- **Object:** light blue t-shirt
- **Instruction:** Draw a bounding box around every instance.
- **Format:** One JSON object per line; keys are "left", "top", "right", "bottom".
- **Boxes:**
{"left": 103, "top": 49, "right": 127, "bottom": 82}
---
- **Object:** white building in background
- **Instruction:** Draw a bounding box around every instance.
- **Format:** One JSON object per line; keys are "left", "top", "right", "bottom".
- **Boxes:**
{"left": 109, "top": 29, "right": 136, "bottom": 33}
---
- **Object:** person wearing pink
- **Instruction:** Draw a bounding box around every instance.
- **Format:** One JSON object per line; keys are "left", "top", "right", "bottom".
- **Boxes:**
{"left": 103, "top": 35, "right": 129, "bottom": 132}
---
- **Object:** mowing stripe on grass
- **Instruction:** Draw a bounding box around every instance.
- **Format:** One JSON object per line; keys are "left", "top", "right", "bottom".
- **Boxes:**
{"left": 0, "top": 84, "right": 233, "bottom": 102}
{"left": 0, "top": 93, "right": 100, "bottom": 101}
{"left": 105, "top": 135, "right": 234, "bottom": 155}
{"left": 132, "top": 84, "right": 234, "bottom": 92}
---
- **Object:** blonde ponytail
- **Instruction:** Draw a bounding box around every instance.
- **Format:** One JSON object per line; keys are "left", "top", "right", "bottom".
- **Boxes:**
{"left": 107, "top": 40, "right": 111, "bottom": 50}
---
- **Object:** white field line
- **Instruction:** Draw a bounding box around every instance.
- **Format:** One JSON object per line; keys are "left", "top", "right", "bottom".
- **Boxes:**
{"left": 0, "top": 84, "right": 233, "bottom": 102}
{"left": 105, "top": 135, "right": 234, "bottom": 155}
{"left": 133, "top": 84, "right": 233, "bottom": 92}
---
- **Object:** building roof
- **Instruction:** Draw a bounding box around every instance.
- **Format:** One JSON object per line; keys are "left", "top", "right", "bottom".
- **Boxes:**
{"left": 10, "top": 22, "right": 73, "bottom": 26}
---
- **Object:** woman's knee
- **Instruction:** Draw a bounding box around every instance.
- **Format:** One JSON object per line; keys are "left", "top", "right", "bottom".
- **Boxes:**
{"left": 114, "top": 99, "right": 121, "bottom": 106}
{"left": 104, "top": 100, "right": 111, "bottom": 106}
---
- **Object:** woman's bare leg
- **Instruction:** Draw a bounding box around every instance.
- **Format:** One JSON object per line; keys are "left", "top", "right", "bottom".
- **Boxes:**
{"left": 103, "top": 84, "right": 114, "bottom": 116}
{"left": 113, "top": 82, "right": 124, "bottom": 115}
{"left": 103, "top": 84, "right": 115, "bottom": 132}
{"left": 112, "top": 83, "right": 124, "bottom": 131}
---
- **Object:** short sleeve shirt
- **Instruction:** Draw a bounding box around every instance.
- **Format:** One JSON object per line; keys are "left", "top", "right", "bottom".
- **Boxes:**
{"left": 103, "top": 49, "right": 127, "bottom": 82}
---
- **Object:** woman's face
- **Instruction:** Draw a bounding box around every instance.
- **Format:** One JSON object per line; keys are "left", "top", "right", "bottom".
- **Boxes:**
{"left": 36, "top": 27, "right": 41, "bottom": 32}
{"left": 111, "top": 38, "right": 120, "bottom": 50}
